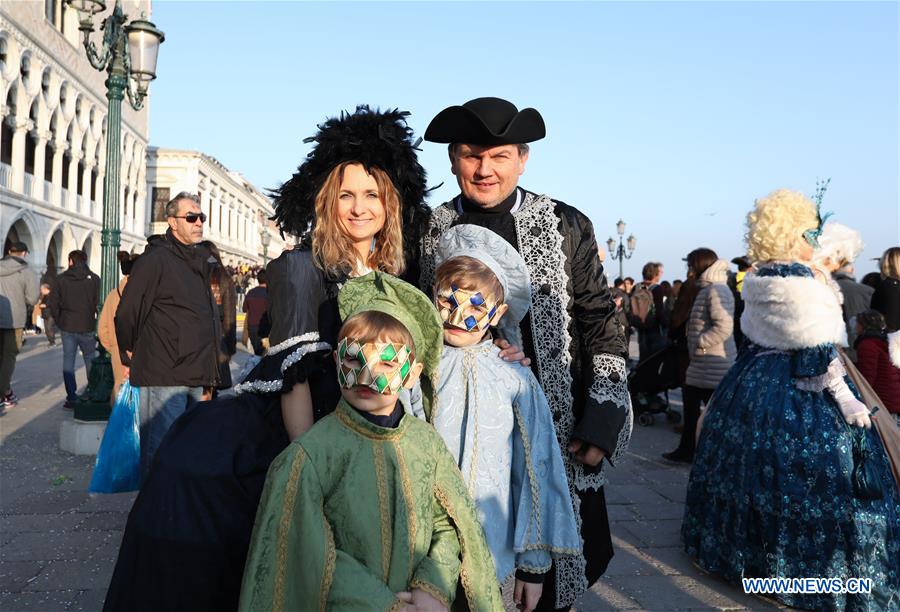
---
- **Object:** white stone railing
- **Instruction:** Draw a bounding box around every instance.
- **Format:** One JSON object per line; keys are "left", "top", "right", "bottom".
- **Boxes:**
{"left": 76, "top": 194, "right": 84, "bottom": 215}
{"left": 0, "top": 163, "right": 11, "bottom": 188}
{"left": 44, "top": 180, "right": 52, "bottom": 203}
{"left": 24, "top": 173, "right": 35, "bottom": 198}
{"left": 61, "top": 187, "right": 70, "bottom": 209}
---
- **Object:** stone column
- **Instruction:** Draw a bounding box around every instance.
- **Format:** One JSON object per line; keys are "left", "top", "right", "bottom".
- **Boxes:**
{"left": 8, "top": 117, "right": 33, "bottom": 193}
{"left": 31, "top": 129, "right": 51, "bottom": 200}
{"left": 50, "top": 139, "right": 67, "bottom": 207}
{"left": 95, "top": 137, "right": 106, "bottom": 212}
{"left": 66, "top": 150, "right": 82, "bottom": 212}
{"left": 82, "top": 159, "right": 96, "bottom": 215}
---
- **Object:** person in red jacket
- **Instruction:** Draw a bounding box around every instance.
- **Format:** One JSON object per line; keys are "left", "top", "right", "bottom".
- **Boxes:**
{"left": 855, "top": 309, "right": 900, "bottom": 421}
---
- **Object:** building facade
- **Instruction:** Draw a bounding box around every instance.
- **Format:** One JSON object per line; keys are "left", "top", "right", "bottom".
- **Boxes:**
{"left": 1, "top": 0, "right": 152, "bottom": 277}
{"left": 147, "top": 148, "right": 286, "bottom": 267}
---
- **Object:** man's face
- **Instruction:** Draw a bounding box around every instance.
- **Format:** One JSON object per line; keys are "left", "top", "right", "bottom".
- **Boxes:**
{"left": 167, "top": 199, "right": 204, "bottom": 245}
{"left": 450, "top": 143, "right": 528, "bottom": 208}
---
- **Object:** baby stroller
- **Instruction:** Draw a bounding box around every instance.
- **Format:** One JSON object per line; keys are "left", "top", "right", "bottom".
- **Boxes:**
{"left": 629, "top": 344, "right": 681, "bottom": 426}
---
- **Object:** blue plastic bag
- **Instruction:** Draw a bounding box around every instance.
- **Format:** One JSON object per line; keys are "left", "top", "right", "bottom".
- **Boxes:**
{"left": 89, "top": 381, "right": 141, "bottom": 493}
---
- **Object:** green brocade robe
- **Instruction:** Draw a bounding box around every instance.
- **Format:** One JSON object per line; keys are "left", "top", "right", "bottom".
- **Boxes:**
{"left": 239, "top": 400, "right": 503, "bottom": 612}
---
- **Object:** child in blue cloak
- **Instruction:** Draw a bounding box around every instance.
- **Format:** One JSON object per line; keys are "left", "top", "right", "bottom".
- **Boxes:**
{"left": 428, "top": 224, "right": 583, "bottom": 612}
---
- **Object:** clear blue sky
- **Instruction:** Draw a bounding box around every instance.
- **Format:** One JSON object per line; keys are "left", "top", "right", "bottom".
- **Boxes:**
{"left": 147, "top": 1, "right": 899, "bottom": 281}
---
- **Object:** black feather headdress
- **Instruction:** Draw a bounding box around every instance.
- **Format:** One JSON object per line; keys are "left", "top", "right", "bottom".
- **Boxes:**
{"left": 270, "top": 106, "right": 431, "bottom": 268}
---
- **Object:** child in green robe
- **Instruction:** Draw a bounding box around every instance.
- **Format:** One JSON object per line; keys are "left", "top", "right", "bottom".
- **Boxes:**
{"left": 239, "top": 272, "right": 502, "bottom": 612}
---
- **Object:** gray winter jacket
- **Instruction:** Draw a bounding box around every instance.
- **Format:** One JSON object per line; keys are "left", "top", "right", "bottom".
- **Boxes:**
{"left": 0, "top": 256, "right": 40, "bottom": 329}
{"left": 686, "top": 260, "right": 736, "bottom": 389}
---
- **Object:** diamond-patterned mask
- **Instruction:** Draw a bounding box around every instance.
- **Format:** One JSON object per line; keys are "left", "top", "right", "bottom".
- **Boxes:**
{"left": 337, "top": 338, "right": 415, "bottom": 395}
{"left": 436, "top": 284, "right": 500, "bottom": 332}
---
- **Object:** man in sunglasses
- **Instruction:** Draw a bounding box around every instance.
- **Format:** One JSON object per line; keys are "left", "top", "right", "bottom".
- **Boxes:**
{"left": 115, "top": 192, "right": 224, "bottom": 481}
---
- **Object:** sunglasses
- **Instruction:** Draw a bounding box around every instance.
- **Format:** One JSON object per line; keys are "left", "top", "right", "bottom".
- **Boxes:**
{"left": 173, "top": 212, "right": 207, "bottom": 224}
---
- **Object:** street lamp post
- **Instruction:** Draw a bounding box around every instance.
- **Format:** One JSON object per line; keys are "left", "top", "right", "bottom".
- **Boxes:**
{"left": 260, "top": 228, "right": 271, "bottom": 266}
{"left": 65, "top": 0, "right": 164, "bottom": 420}
{"left": 606, "top": 219, "right": 637, "bottom": 281}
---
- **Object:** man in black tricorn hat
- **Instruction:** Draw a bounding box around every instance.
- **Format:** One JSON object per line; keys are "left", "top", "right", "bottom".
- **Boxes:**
{"left": 421, "top": 97, "right": 632, "bottom": 611}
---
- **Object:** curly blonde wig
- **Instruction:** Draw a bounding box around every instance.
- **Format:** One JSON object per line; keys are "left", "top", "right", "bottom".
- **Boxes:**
{"left": 312, "top": 162, "right": 405, "bottom": 277}
{"left": 745, "top": 189, "right": 819, "bottom": 263}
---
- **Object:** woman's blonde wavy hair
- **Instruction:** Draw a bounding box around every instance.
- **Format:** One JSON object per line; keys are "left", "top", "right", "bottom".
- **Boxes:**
{"left": 745, "top": 189, "right": 819, "bottom": 263}
{"left": 880, "top": 246, "right": 900, "bottom": 280}
{"left": 312, "top": 162, "right": 405, "bottom": 277}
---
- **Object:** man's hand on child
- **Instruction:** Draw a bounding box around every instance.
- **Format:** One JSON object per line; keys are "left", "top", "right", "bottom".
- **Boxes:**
{"left": 568, "top": 439, "right": 606, "bottom": 467}
{"left": 514, "top": 579, "right": 542, "bottom": 612}
{"left": 495, "top": 338, "right": 531, "bottom": 367}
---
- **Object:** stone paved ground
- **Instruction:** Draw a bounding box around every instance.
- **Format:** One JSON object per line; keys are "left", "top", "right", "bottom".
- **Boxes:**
{"left": 0, "top": 334, "right": 779, "bottom": 611}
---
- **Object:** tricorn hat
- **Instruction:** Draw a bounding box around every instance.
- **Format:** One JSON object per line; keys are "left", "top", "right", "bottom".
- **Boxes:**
{"left": 424, "top": 97, "right": 545, "bottom": 146}
{"left": 270, "top": 106, "right": 430, "bottom": 262}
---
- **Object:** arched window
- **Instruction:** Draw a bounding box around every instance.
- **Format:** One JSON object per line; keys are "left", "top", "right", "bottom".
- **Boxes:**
{"left": 76, "top": 159, "right": 85, "bottom": 195}
{"left": 25, "top": 102, "right": 38, "bottom": 176}
{"left": 45, "top": 0, "right": 59, "bottom": 27}
{"left": 61, "top": 148, "right": 71, "bottom": 187}
{"left": 24, "top": 131, "right": 36, "bottom": 175}
{"left": 1, "top": 89, "right": 14, "bottom": 166}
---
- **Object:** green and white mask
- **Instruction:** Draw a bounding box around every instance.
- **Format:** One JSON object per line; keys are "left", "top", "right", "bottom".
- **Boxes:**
{"left": 337, "top": 337, "right": 415, "bottom": 395}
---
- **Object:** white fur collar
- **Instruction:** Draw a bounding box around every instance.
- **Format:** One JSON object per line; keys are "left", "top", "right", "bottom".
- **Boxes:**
{"left": 740, "top": 272, "right": 847, "bottom": 350}
{"left": 889, "top": 331, "right": 900, "bottom": 368}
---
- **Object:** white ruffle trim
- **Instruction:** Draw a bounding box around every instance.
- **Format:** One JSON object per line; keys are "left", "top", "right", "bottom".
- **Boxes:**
{"left": 585, "top": 354, "right": 633, "bottom": 473}
{"left": 265, "top": 332, "right": 321, "bottom": 356}
{"left": 234, "top": 339, "right": 331, "bottom": 395}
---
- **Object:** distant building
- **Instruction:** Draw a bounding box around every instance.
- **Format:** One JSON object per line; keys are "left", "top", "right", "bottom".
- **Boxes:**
{"left": 147, "top": 148, "right": 286, "bottom": 266}
{"left": 1, "top": 0, "right": 152, "bottom": 276}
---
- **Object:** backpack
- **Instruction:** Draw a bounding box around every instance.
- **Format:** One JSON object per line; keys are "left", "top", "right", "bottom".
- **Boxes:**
{"left": 629, "top": 284, "right": 656, "bottom": 331}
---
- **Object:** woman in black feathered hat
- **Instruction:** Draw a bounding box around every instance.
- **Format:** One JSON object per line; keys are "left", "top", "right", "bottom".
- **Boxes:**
{"left": 104, "top": 106, "right": 434, "bottom": 612}
{"left": 272, "top": 105, "right": 431, "bottom": 283}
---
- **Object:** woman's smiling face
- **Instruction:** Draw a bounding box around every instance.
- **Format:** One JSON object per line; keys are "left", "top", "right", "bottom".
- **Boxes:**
{"left": 336, "top": 163, "right": 386, "bottom": 247}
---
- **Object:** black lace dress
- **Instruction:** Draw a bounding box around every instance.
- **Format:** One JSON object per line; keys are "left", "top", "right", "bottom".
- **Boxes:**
{"left": 104, "top": 250, "right": 343, "bottom": 612}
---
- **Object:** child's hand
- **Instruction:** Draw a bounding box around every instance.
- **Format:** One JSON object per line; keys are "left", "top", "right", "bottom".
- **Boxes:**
{"left": 514, "top": 579, "right": 543, "bottom": 612}
{"left": 394, "top": 591, "right": 418, "bottom": 611}
{"left": 409, "top": 588, "right": 448, "bottom": 611}
{"left": 495, "top": 338, "right": 531, "bottom": 367}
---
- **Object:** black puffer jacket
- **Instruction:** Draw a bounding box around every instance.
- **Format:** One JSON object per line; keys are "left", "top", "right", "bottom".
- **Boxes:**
{"left": 115, "top": 231, "right": 225, "bottom": 388}
{"left": 46, "top": 263, "right": 101, "bottom": 333}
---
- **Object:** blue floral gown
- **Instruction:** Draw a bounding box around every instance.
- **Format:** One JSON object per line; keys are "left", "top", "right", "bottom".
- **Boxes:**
{"left": 682, "top": 263, "right": 900, "bottom": 611}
